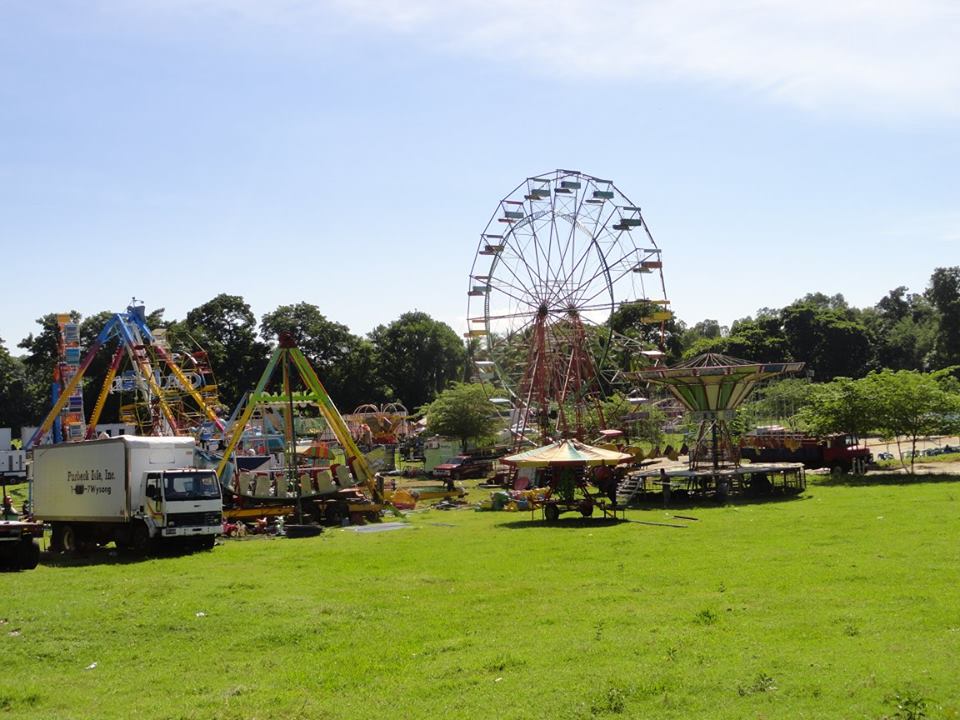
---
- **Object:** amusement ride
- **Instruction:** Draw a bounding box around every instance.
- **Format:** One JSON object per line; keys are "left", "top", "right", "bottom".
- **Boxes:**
{"left": 26, "top": 303, "right": 225, "bottom": 450}
{"left": 467, "top": 169, "right": 672, "bottom": 446}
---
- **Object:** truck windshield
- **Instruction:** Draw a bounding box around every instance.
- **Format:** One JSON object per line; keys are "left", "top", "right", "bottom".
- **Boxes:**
{"left": 163, "top": 473, "right": 221, "bottom": 501}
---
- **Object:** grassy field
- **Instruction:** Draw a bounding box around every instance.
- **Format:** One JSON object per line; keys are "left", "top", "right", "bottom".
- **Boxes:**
{"left": 3, "top": 474, "right": 960, "bottom": 719}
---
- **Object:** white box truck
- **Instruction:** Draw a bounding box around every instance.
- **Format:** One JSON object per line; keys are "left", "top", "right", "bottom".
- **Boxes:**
{"left": 32, "top": 436, "right": 222, "bottom": 553}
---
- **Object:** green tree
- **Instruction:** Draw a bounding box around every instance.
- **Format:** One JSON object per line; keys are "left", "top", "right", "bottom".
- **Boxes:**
{"left": 369, "top": 312, "right": 465, "bottom": 409}
{"left": 725, "top": 313, "right": 790, "bottom": 361}
{"left": 336, "top": 338, "right": 389, "bottom": 410}
{"left": 682, "top": 312, "right": 788, "bottom": 362}
{"left": 797, "top": 377, "right": 875, "bottom": 440}
{"left": 781, "top": 301, "right": 873, "bottom": 380}
{"left": 860, "top": 369, "right": 960, "bottom": 473}
{"left": 798, "top": 370, "right": 960, "bottom": 472}
{"left": 175, "top": 294, "right": 270, "bottom": 409}
{"left": 679, "top": 318, "right": 726, "bottom": 355}
{"left": 794, "top": 292, "right": 854, "bottom": 314}
{"left": 0, "top": 338, "right": 43, "bottom": 434}
{"left": 423, "top": 383, "right": 501, "bottom": 450}
{"left": 862, "top": 287, "right": 937, "bottom": 371}
{"left": 609, "top": 300, "right": 684, "bottom": 363}
{"left": 18, "top": 312, "right": 71, "bottom": 385}
{"left": 259, "top": 302, "right": 385, "bottom": 409}
{"left": 596, "top": 392, "right": 666, "bottom": 446}
{"left": 926, "top": 266, "right": 960, "bottom": 369}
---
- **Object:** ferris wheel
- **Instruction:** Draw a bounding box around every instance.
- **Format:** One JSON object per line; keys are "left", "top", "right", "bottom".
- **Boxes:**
{"left": 466, "top": 169, "right": 671, "bottom": 441}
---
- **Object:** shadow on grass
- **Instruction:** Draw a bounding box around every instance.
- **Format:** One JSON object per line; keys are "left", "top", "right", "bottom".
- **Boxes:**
{"left": 810, "top": 471, "right": 960, "bottom": 488}
{"left": 496, "top": 517, "right": 631, "bottom": 530}
{"left": 495, "top": 492, "right": 810, "bottom": 529}
{"left": 39, "top": 544, "right": 216, "bottom": 568}
{"left": 624, "top": 492, "right": 809, "bottom": 512}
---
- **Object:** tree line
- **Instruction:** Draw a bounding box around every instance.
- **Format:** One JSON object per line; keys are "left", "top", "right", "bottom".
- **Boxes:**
{"left": 665, "top": 267, "right": 960, "bottom": 380}
{"left": 0, "top": 266, "right": 957, "bottom": 435}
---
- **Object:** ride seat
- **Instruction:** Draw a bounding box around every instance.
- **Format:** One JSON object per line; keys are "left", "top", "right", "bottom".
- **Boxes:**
{"left": 254, "top": 475, "right": 272, "bottom": 497}
{"left": 335, "top": 465, "right": 354, "bottom": 487}
{"left": 316, "top": 470, "right": 337, "bottom": 494}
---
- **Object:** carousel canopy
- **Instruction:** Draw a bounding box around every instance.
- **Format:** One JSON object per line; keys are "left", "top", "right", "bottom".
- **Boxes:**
{"left": 503, "top": 439, "right": 632, "bottom": 467}
{"left": 631, "top": 353, "right": 805, "bottom": 413}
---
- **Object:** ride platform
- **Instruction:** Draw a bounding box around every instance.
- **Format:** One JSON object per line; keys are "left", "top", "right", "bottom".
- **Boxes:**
{"left": 617, "top": 462, "right": 806, "bottom": 506}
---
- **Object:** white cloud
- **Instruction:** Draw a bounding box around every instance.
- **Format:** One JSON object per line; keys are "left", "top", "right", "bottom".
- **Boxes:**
{"left": 99, "top": 0, "right": 960, "bottom": 118}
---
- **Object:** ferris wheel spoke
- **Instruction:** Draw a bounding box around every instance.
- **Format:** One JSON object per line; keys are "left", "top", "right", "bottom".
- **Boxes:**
{"left": 521, "top": 194, "right": 549, "bottom": 292}
{"left": 486, "top": 300, "right": 539, "bottom": 323}
{"left": 542, "top": 184, "right": 566, "bottom": 275}
{"left": 567, "top": 238, "right": 643, "bottom": 308}
{"left": 488, "top": 274, "right": 542, "bottom": 306}
{"left": 493, "top": 242, "right": 543, "bottom": 306}
{"left": 510, "top": 219, "right": 559, "bottom": 291}
{"left": 522, "top": 228, "right": 560, "bottom": 298}
{"left": 510, "top": 223, "right": 540, "bottom": 286}
{"left": 552, "top": 193, "right": 591, "bottom": 303}
{"left": 564, "top": 202, "right": 622, "bottom": 306}
{"left": 484, "top": 308, "right": 550, "bottom": 323}
{"left": 549, "top": 302, "right": 621, "bottom": 318}
{"left": 568, "top": 191, "right": 603, "bottom": 296}
{"left": 571, "top": 260, "right": 631, "bottom": 308}
{"left": 532, "top": 190, "right": 578, "bottom": 307}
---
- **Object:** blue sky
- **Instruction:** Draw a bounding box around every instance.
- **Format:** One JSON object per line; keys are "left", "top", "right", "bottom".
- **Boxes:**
{"left": 1, "top": 1, "right": 957, "bottom": 350}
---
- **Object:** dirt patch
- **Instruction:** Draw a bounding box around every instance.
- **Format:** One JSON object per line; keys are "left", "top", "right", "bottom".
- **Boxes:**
{"left": 882, "top": 460, "right": 960, "bottom": 475}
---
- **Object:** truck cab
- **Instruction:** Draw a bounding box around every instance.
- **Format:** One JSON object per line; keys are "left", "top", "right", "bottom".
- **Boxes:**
{"left": 143, "top": 469, "right": 222, "bottom": 548}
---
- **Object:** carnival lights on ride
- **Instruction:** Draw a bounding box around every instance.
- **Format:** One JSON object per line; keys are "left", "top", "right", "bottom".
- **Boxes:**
{"left": 27, "top": 303, "right": 224, "bottom": 450}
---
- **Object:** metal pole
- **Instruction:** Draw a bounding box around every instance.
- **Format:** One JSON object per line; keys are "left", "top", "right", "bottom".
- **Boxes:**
{"left": 712, "top": 420, "right": 719, "bottom": 472}
{"left": 282, "top": 351, "right": 302, "bottom": 525}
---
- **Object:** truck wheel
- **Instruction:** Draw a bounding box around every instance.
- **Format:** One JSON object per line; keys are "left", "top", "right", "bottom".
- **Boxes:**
{"left": 50, "top": 524, "right": 65, "bottom": 553}
{"left": 18, "top": 539, "right": 40, "bottom": 570}
{"left": 831, "top": 464, "right": 846, "bottom": 475}
{"left": 544, "top": 504, "right": 560, "bottom": 522}
{"left": 61, "top": 525, "right": 79, "bottom": 554}
{"left": 132, "top": 523, "right": 152, "bottom": 554}
{"left": 580, "top": 502, "right": 594, "bottom": 517}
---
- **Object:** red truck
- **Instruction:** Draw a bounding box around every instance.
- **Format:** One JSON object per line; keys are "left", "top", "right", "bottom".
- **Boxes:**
{"left": 739, "top": 427, "right": 871, "bottom": 474}
{"left": 432, "top": 455, "right": 494, "bottom": 481}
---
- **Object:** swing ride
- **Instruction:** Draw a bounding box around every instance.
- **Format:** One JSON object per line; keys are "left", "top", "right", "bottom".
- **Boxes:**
{"left": 622, "top": 353, "right": 809, "bottom": 501}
